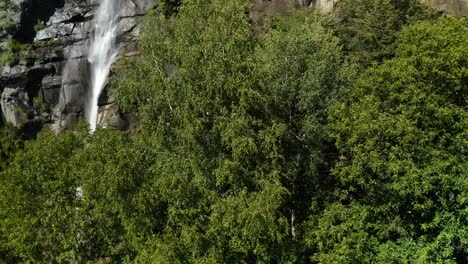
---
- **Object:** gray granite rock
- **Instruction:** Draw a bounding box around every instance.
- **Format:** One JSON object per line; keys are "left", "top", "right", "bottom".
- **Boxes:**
{"left": 97, "top": 103, "right": 128, "bottom": 130}
{"left": 1, "top": 0, "right": 155, "bottom": 130}
{"left": 41, "top": 75, "right": 61, "bottom": 106}
{"left": 1, "top": 88, "right": 29, "bottom": 127}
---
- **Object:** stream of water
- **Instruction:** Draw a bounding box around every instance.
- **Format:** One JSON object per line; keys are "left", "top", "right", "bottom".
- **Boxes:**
{"left": 85, "top": 0, "right": 120, "bottom": 131}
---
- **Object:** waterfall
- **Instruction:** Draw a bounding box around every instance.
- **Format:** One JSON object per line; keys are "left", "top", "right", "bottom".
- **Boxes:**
{"left": 85, "top": 0, "right": 120, "bottom": 132}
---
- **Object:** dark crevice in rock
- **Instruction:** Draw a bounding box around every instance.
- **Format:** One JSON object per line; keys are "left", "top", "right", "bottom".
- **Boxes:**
{"left": 25, "top": 67, "right": 51, "bottom": 104}
{"left": 119, "top": 14, "right": 147, "bottom": 19}
{"left": 63, "top": 13, "right": 90, "bottom": 24}
{"left": 19, "top": 120, "right": 42, "bottom": 139}
{"left": 119, "top": 24, "right": 139, "bottom": 38}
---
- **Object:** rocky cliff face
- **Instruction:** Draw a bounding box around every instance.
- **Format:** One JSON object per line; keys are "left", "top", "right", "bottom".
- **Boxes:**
{"left": 0, "top": 0, "right": 153, "bottom": 132}
{"left": 0, "top": 0, "right": 466, "bottom": 133}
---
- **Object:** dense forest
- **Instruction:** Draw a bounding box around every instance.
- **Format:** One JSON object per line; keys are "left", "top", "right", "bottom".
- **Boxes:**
{"left": 0, "top": 0, "right": 467, "bottom": 263}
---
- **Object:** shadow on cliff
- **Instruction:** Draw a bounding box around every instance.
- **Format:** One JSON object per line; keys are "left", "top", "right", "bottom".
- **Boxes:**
{"left": 14, "top": 0, "right": 65, "bottom": 43}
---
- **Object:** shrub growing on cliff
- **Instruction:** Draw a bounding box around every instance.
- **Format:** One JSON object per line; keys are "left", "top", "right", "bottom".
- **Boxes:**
{"left": 334, "top": 0, "right": 439, "bottom": 66}
{"left": 0, "top": 0, "right": 18, "bottom": 35}
{"left": 0, "top": 125, "right": 23, "bottom": 171}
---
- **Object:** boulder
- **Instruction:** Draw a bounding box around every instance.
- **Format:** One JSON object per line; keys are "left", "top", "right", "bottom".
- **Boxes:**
{"left": 310, "top": 0, "right": 338, "bottom": 13}
{"left": 97, "top": 103, "right": 128, "bottom": 130}
{"left": 120, "top": 0, "right": 154, "bottom": 17}
{"left": 419, "top": 0, "right": 468, "bottom": 16}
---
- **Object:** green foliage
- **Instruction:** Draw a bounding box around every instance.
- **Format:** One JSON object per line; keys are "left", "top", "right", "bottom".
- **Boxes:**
{"left": 33, "top": 21, "right": 47, "bottom": 32}
{"left": 69, "top": 129, "right": 152, "bottom": 262}
{"left": 33, "top": 38, "right": 58, "bottom": 48}
{"left": 307, "top": 16, "right": 468, "bottom": 263}
{"left": 33, "top": 91, "right": 45, "bottom": 113}
{"left": 116, "top": 0, "right": 354, "bottom": 261}
{"left": 0, "top": 39, "right": 30, "bottom": 66}
{"left": 0, "top": 0, "right": 32, "bottom": 67}
{"left": 334, "top": 0, "right": 439, "bottom": 66}
{"left": 0, "top": 125, "right": 23, "bottom": 171}
{"left": 0, "top": 129, "right": 85, "bottom": 263}
{"left": 160, "top": 0, "right": 183, "bottom": 17}
{"left": 0, "top": 0, "right": 19, "bottom": 66}
{"left": 0, "top": 0, "right": 18, "bottom": 35}
{"left": 0, "top": 128, "right": 151, "bottom": 263}
{"left": 0, "top": 1, "right": 465, "bottom": 263}
{"left": 0, "top": 46, "right": 14, "bottom": 66}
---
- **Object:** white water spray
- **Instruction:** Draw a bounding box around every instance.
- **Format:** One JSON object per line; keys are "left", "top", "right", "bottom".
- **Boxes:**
{"left": 86, "top": 0, "right": 120, "bottom": 132}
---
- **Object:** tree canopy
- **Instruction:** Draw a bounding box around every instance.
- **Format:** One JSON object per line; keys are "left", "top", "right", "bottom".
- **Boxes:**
{"left": 0, "top": 0, "right": 466, "bottom": 263}
{"left": 309, "top": 16, "right": 468, "bottom": 263}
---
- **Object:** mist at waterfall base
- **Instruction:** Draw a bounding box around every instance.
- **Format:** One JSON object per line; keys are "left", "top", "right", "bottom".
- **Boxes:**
{"left": 85, "top": 0, "right": 120, "bottom": 132}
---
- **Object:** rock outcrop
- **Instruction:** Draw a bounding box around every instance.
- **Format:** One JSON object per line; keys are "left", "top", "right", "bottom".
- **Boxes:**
{"left": 420, "top": 0, "right": 468, "bottom": 16}
{"left": 310, "top": 0, "right": 338, "bottom": 13}
{"left": 1, "top": 0, "right": 466, "bottom": 132}
{"left": 0, "top": 0, "right": 154, "bottom": 131}
{"left": 97, "top": 103, "right": 128, "bottom": 130}
{"left": 1, "top": 87, "right": 29, "bottom": 127}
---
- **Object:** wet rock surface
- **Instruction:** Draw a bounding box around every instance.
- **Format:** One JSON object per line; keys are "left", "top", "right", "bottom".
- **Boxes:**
{"left": 0, "top": 0, "right": 154, "bottom": 130}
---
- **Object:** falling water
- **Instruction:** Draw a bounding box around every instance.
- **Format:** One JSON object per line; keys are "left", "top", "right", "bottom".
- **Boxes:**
{"left": 86, "top": 0, "right": 120, "bottom": 132}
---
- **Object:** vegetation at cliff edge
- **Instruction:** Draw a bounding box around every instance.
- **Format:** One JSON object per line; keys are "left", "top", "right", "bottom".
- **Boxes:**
{"left": 0, "top": 0, "right": 466, "bottom": 263}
